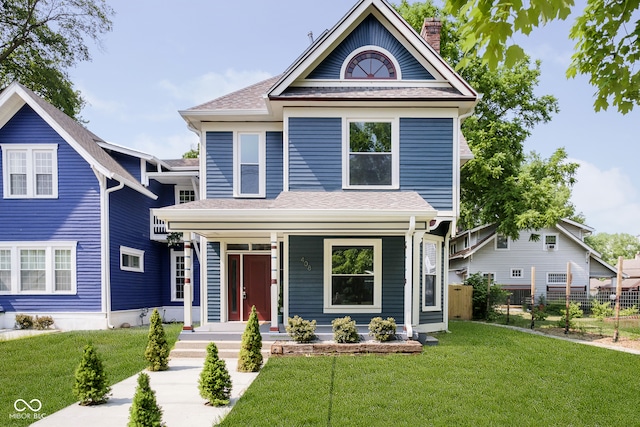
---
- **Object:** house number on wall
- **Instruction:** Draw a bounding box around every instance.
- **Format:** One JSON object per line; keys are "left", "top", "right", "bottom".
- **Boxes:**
{"left": 300, "top": 257, "right": 312, "bottom": 271}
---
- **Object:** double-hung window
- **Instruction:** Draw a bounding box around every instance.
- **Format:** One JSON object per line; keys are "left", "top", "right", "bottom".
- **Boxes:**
{"left": 234, "top": 132, "right": 265, "bottom": 197}
{"left": 0, "top": 249, "right": 10, "bottom": 292}
{"left": 0, "top": 242, "right": 76, "bottom": 294}
{"left": 324, "top": 239, "right": 382, "bottom": 313}
{"left": 423, "top": 236, "right": 442, "bottom": 311}
{"left": 343, "top": 119, "right": 398, "bottom": 189}
{"left": 1, "top": 144, "right": 58, "bottom": 198}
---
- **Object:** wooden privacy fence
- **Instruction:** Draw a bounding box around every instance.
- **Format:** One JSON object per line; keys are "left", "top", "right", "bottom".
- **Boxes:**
{"left": 448, "top": 285, "right": 473, "bottom": 320}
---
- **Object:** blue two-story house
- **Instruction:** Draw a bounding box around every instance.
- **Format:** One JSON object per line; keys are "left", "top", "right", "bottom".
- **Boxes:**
{"left": 0, "top": 82, "right": 200, "bottom": 329}
{"left": 155, "top": 0, "right": 478, "bottom": 336}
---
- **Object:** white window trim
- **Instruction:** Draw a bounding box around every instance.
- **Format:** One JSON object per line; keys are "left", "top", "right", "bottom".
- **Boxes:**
{"left": 0, "top": 241, "right": 77, "bottom": 295}
{"left": 510, "top": 268, "right": 523, "bottom": 279}
{"left": 175, "top": 185, "right": 196, "bottom": 205}
{"left": 422, "top": 236, "right": 442, "bottom": 312}
{"left": 547, "top": 272, "right": 567, "bottom": 285}
{"left": 323, "top": 238, "right": 382, "bottom": 314}
{"left": 544, "top": 234, "right": 559, "bottom": 251}
{"left": 340, "top": 45, "right": 403, "bottom": 80}
{"left": 1, "top": 144, "right": 59, "bottom": 199}
{"left": 233, "top": 131, "right": 266, "bottom": 198}
{"left": 120, "top": 246, "right": 144, "bottom": 273}
{"left": 342, "top": 117, "right": 399, "bottom": 190}
{"left": 495, "top": 234, "right": 509, "bottom": 250}
{"left": 171, "top": 249, "right": 184, "bottom": 302}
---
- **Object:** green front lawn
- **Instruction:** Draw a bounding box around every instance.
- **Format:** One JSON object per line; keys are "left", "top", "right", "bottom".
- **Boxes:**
{"left": 222, "top": 321, "right": 640, "bottom": 426}
{"left": 0, "top": 323, "right": 182, "bottom": 427}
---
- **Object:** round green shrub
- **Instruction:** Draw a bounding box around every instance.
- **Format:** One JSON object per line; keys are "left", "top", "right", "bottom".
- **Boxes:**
{"left": 331, "top": 316, "right": 360, "bottom": 343}
{"left": 368, "top": 317, "right": 397, "bottom": 342}
{"left": 286, "top": 315, "right": 317, "bottom": 343}
{"left": 15, "top": 314, "right": 34, "bottom": 329}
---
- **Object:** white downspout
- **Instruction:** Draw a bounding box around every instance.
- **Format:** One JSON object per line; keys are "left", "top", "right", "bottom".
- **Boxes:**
{"left": 404, "top": 216, "right": 416, "bottom": 339}
{"left": 96, "top": 169, "right": 125, "bottom": 329}
{"left": 444, "top": 222, "right": 453, "bottom": 332}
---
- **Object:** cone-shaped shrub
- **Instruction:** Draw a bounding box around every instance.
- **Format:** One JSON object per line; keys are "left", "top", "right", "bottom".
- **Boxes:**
{"left": 128, "top": 372, "right": 164, "bottom": 427}
{"left": 73, "top": 343, "right": 111, "bottom": 406}
{"left": 237, "top": 305, "right": 263, "bottom": 372}
{"left": 198, "top": 342, "right": 232, "bottom": 406}
{"left": 145, "top": 309, "right": 169, "bottom": 371}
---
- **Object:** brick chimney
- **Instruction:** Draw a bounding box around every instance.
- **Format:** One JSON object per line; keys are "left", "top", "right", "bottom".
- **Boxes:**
{"left": 420, "top": 17, "right": 442, "bottom": 53}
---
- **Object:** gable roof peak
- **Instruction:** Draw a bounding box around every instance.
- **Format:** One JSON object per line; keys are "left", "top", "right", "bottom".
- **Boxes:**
{"left": 0, "top": 82, "right": 156, "bottom": 200}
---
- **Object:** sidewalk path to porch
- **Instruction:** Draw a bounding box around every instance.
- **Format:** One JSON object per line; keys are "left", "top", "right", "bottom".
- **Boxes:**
{"left": 32, "top": 357, "right": 260, "bottom": 427}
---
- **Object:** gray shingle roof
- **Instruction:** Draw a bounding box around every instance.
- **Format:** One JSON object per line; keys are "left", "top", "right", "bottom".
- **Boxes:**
{"left": 272, "top": 85, "right": 469, "bottom": 100}
{"left": 163, "top": 190, "right": 434, "bottom": 213}
{"left": 186, "top": 76, "right": 280, "bottom": 111}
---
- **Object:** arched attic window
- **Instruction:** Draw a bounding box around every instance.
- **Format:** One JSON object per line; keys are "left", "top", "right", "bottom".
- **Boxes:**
{"left": 344, "top": 49, "right": 398, "bottom": 80}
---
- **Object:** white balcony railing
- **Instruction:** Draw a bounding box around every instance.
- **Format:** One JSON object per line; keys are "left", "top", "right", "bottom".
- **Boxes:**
{"left": 150, "top": 212, "right": 167, "bottom": 240}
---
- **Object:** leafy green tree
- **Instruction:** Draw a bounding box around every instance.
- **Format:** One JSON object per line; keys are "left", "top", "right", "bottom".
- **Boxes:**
{"left": 199, "top": 342, "right": 232, "bottom": 406}
{"left": 145, "top": 309, "right": 169, "bottom": 372}
{"left": 464, "top": 273, "right": 508, "bottom": 320}
{"left": 73, "top": 343, "right": 111, "bottom": 406}
{"left": 396, "top": 0, "right": 578, "bottom": 239}
{"left": 237, "top": 305, "right": 263, "bottom": 372}
{"left": 585, "top": 232, "right": 640, "bottom": 266}
{"left": 128, "top": 372, "right": 165, "bottom": 427}
{"left": 0, "top": 0, "right": 114, "bottom": 119}
{"left": 183, "top": 145, "right": 199, "bottom": 158}
{"left": 444, "top": 0, "right": 640, "bottom": 114}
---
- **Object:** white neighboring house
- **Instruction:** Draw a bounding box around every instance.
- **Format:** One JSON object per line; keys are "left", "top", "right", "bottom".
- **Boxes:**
{"left": 448, "top": 219, "right": 618, "bottom": 304}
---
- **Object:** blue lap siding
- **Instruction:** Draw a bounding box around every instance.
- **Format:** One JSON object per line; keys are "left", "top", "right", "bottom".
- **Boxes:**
{"left": 206, "top": 132, "right": 233, "bottom": 199}
{"left": 266, "top": 131, "right": 284, "bottom": 198}
{"left": 288, "top": 235, "right": 404, "bottom": 324}
{"left": 0, "top": 105, "right": 102, "bottom": 312}
{"left": 400, "top": 118, "right": 453, "bottom": 210}
{"left": 288, "top": 118, "right": 342, "bottom": 191}
{"left": 207, "top": 241, "right": 221, "bottom": 322}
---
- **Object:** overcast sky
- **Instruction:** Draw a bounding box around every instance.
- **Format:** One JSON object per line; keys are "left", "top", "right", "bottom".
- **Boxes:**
{"left": 69, "top": 0, "right": 640, "bottom": 237}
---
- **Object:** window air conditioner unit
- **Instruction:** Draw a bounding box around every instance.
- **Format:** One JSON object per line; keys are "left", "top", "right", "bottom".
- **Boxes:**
{"left": 546, "top": 243, "right": 556, "bottom": 250}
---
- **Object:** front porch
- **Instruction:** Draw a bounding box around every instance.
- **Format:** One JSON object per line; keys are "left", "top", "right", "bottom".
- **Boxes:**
{"left": 178, "top": 321, "right": 435, "bottom": 343}
{"left": 172, "top": 321, "right": 436, "bottom": 359}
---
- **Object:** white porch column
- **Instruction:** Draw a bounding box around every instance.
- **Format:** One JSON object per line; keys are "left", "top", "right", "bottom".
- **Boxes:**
{"left": 183, "top": 235, "right": 193, "bottom": 331}
{"left": 270, "top": 232, "right": 279, "bottom": 332}
{"left": 404, "top": 217, "right": 416, "bottom": 338}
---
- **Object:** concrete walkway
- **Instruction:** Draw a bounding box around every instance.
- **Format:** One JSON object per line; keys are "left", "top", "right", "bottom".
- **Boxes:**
{"left": 31, "top": 357, "right": 260, "bottom": 427}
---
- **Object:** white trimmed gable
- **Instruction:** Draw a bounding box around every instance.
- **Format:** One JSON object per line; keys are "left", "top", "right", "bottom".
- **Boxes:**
{"left": 268, "top": 0, "right": 477, "bottom": 110}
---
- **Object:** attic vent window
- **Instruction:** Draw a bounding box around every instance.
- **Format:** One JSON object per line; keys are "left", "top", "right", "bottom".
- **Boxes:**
{"left": 345, "top": 50, "right": 397, "bottom": 79}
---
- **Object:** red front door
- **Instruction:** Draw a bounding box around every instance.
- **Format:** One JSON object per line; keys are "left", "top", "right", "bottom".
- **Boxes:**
{"left": 243, "top": 255, "right": 271, "bottom": 321}
{"left": 227, "top": 254, "right": 271, "bottom": 321}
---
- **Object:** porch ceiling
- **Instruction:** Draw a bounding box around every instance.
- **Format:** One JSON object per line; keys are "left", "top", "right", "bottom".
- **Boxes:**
{"left": 153, "top": 191, "right": 437, "bottom": 236}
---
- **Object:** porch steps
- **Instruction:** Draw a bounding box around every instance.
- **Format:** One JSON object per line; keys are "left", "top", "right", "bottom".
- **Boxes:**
{"left": 170, "top": 338, "right": 274, "bottom": 359}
